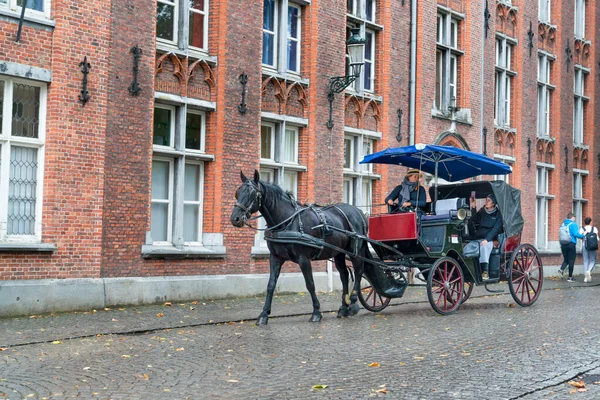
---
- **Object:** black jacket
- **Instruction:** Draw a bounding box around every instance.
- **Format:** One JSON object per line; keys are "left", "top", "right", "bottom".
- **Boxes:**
{"left": 385, "top": 185, "right": 427, "bottom": 208}
{"left": 470, "top": 206, "right": 503, "bottom": 242}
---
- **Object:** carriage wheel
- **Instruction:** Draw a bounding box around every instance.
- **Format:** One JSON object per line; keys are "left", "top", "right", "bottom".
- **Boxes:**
{"left": 508, "top": 244, "right": 543, "bottom": 307}
{"left": 358, "top": 275, "right": 391, "bottom": 312}
{"left": 427, "top": 257, "right": 464, "bottom": 315}
{"left": 461, "top": 281, "right": 474, "bottom": 304}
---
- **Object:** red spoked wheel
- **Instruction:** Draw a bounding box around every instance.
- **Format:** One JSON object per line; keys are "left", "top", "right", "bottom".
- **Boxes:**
{"left": 508, "top": 244, "right": 543, "bottom": 307}
{"left": 461, "top": 281, "right": 474, "bottom": 304}
{"left": 427, "top": 257, "right": 464, "bottom": 315}
{"left": 358, "top": 275, "right": 391, "bottom": 312}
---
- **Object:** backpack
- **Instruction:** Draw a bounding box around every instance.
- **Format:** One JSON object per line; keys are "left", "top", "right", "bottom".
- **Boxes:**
{"left": 558, "top": 223, "right": 572, "bottom": 245}
{"left": 585, "top": 229, "right": 598, "bottom": 251}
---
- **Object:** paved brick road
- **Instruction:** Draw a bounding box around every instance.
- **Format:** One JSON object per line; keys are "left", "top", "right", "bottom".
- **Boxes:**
{"left": 1, "top": 279, "right": 600, "bottom": 399}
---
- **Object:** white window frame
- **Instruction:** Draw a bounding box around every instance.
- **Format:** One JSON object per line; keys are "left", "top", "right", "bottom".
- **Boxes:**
{"left": 1, "top": 0, "right": 51, "bottom": 19}
{"left": 575, "top": 0, "right": 586, "bottom": 39}
{"left": 343, "top": 131, "right": 379, "bottom": 215}
{"left": 538, "top": 0, "right": 551, "bottom": 24}
{"left": 157, "top": 0, "right": 209, "bottom": 54}
{"left": 493, "top": 155, "right": 514, "bottom": 185}
{"left": 150, "top": 103, "right": 212, "bottom": 248}
{"left": 151, "top": 157, "right": 175, "bottom": 245}
{"left": 346, "top": 0, "right": 379, "bottom": 94}
{"left": 262, "top": 0, "right": 303, "bottom": 75}
{"left": 283, "top": 126, "right": 299, "bottom": 164}
{"left": 0, "top": 77, "right": 47, "bottom": 243}
{"left": 573, "top": 171, "right": 587, "bottom": 228}
{"left": 153, "top": 104, "right": 176, "bottom": 149}
{"left": 260, "top": 122, "right": 276, "bottom": 162}
{"left": 537, "top": 53, "right": 554, "bottom": 138}
{"left": 536, "top": 164, "right": 555, "bottom": 249}
{"left": 495, "top": 37, "right": 515, "bottom": 128}
{"left": 435, "top": 10, "right": 462, "bottom": 112}
{"left": 573, "top": 67, "right": 588, "bottom": 146}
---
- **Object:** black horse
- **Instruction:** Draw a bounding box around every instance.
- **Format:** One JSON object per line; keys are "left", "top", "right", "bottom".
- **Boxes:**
{"left": 230, "top": 170, "right": 370, "bottom": 325}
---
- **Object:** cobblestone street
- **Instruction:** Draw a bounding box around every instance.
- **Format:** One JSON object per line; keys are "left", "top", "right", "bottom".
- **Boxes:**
{"left": 2, "top": 279, "right": 600, "bottom": 399}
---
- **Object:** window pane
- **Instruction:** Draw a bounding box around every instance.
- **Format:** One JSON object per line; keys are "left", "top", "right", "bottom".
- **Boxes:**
{"left": 183, "top": 204, "right": 200, "bottom": 242}
{"left": 263, "top": 0, "right": 276, "bottom": 66}
{"left": 344, "top": 138, "right": 353, "bottom": 169}
{"left": 17, "top": 0, "right": 43, "bottom": 12}
{"left": 261, "top": 125, "right": 273, "bottom": 159}
{"left": 343, "top": 179, "right": 353, "bottom": 204}
{"left": 151, "top": 204, "right": 169, "bottom": 242}
{"left": 157, "top": 2, "right": 175, "bottom": 41}
{"left": 153, "top": 107, "right": 172, "bottom": 146}
{"left": 283, "top": 171, "right": 297, "bottom": 197}
{"left": 12, "top": 83, "right": 40, "bottom": 138}
{"left": 284, "top": 128, "right": 297, "bottom": 163}
{"left": 184, "top": 163, "right": 200, "bottom": 201}
{"left": 189, "top": 10, "right": 205, "bottom": 49}
{"left": 8, "top": 146, "right": 38, "bottom": 235}
{"left": 366, "top": 0, "right": 374, "bottom": 21}
{"left": 185, "top": 112, "right": 203, "bottom": 150}
{"left": 152, "top": 160, "right": 169, "bottom": 200}
{"left": 287, "top": 6, "right": 300, "bottom": 72}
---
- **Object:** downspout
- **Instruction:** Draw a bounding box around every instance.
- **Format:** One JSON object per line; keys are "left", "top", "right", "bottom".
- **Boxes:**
{"left": 409, "top": 0, "right": 417, "bottom": 145}
{"left": 479, "top": 2, "right": 486, "bottom": 155}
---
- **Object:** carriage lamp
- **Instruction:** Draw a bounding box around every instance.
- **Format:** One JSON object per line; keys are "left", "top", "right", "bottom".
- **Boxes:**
{"left": 326, "top": 28, "right": 366, "bottom": 130}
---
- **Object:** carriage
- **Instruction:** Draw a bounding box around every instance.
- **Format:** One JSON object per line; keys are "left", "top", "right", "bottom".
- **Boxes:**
{"left": 230, "top": 144, "right": 543, "bottom": 324}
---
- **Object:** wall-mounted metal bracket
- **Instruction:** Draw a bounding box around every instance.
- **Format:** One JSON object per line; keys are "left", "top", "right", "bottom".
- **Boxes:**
{"left": 238, "top": 72, "right": 248, "bottom": 114}
{"left": 482, "top": 127, "right": 487, "bottom": 156}
{"left": 527, "top": 21, "right": 535, "bottom": 57}
{"left": 396, "top": 109, "right": 403, "bottom": 142}
{"left": 527, "top": 138, "right": 532, "bottom": 168}
{"left": 565, "top": 40, "right": 573, "bottom": 72}
{"left": 128, "top": 45, "right": 142, "bottom": 96}
{"left": 564, "top": 145, "right": 569, "bottom": 173}
{"left": 484, "top": 0, "right": 491, "bottom": 38}
{"left": 78, "top": 56, "right": 91, "bottom": 105}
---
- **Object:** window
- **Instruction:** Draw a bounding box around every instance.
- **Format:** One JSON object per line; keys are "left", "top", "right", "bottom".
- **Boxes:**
{"left": 343, "top": 133, "right": 377, "bottom": 214}
{"left": 494, "top": 38, "right": 514, "bottom": 128}
{"left": 537, "top": 53, "right": 553, "bottom": 137}
{"left": 573, "top": 67, "right": 588, "bottom": 146}
{"left": 536, "top": 165, "right": 554, "bottom": 249}
{"left": 259, "top": 122, "right": 305, "bottom": 193}
{"left": 0, "top": 0, "right": 49, "bottom": 18}
{"left": 346, "top": 0, "right": 379, "bottom": 94}
{"left": 538, "top": 0, "right": 551, "bottom": 23}
{"left": 150, "top": 105, "right": 210, "bottom": 246}
{"left": 0, "top": 78, "right": 47, "bottom": 242}
{"left": 157, "top": 0, "right": 209, "bottom": 53}
{"left": 575, "top": 0, "right": 586, "bottom": 39}
{"left": 262, "top": 0, "right": 303, "bottom": 74}
{"left": 493, "top": 156, "right": 514, "bottom": 185}
{"left": 573, "top": 171, "right": 588, "bottom": 228}
{"left": 435, "top": 11, "right": 462, "bottom": 111}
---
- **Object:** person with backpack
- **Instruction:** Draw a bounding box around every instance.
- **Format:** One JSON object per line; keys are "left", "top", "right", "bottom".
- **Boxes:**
{"left": 580, "top": 217, "right": 598, "bottom": 283}
{"left": 558, "top": 212, "right": 585, "bottom": 282}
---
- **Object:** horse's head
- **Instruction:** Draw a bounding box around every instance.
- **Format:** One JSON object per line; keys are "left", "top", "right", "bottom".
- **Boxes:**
{"left": 230, "top": 170, "right": 263, "bottom": 227}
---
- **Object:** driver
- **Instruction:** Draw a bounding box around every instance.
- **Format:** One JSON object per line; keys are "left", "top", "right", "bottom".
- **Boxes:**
{"left": 469, "top": 193, "right": 503, "bottom": 280}
{"left": 385, "top": 169, "right": 426, "bottom": 213}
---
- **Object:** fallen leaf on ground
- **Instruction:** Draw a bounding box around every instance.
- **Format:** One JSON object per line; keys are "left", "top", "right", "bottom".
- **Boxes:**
{"left": 51, "top": 341, "right": 62, "bottom": 345}
{"left": 368, "top": 362, "right": 380, "bottom": 367}
{"left": 0, "top": 348, "right": 7, "bottom": 351}
{"left": 227, "top": 380, "right": 239, "bottom": 383}
{"left": 577, "top": 388, "right": 588, "bottom": 392}
{"left": 312, "top": 384, "right": 328, "bottom": 389}
{"left": 122, "top": 355, "right": 131, "bottom": 358}
{"left": 164, "top": 302, "right": 172, "bottom": 307}
{"left": 157, "top": 313, "right": 164, "bottom": 317}
{"left": 375, "top": 388, "right": 387, "bottom": 394}
{"left": 568, "top": 380, "right": 585, "bottom": 388}
{"left": 175, "top": 347, "right": 184, "bottom": 351}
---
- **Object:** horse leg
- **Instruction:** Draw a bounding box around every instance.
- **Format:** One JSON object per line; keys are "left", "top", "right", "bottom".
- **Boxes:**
{"left": 348, "top": 251, "right": 366, "bottom": 316}
{"left": 257, "top": 254, "right": 285, "bottom": 325}
{"left": 298, "top": 255, "right": 322, "bottom": 322}
{"left": 334, "top": 253, "right": 351, "bottom": 318}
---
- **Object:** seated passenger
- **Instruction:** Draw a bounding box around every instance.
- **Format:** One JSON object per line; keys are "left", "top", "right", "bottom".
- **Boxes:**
{"left": 469, "top": 193, "right": 503, "bottom": 280}
{"left": 385, "top": 169, "right": 427, "bottom": 213}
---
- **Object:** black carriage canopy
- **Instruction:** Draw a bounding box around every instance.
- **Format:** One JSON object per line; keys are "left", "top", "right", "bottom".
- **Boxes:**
{"left": 430, "top": 180, "right": 524, "bottom": 238}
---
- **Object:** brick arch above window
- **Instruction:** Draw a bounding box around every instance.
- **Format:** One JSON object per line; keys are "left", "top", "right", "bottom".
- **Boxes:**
{"left": 537, "top": 141, "right": 555, "bottom": 164}
{"left": 434, "top": 131, "right": 471, "bottom": 151}
{"left": 494, "top": 129, "right": 516, "bottom": 157}
{"left": 573, "top": 148, "right": 589, "bottom": 170}
{"left": 261, "top": 77, "right": 308, "bottom": 117}
{"left": 495, "top": 3, "right": 518, "bottom": 37}
{"left": 343, "top": 96, "right": 381, "bottom": 131}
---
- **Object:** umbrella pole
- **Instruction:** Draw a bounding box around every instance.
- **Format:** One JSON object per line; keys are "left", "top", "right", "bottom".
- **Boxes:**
{"left": 434, "top": 161, "right": 439, "bottom": 203}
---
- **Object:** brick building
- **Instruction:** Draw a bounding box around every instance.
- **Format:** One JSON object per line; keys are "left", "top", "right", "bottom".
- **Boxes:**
{"left": 0, "top": 0, "right": 598, "bottom": 316}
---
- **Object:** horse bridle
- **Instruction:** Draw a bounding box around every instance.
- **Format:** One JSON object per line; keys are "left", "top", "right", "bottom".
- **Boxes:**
{"left": 234, "top": 181, "right": 263, "bottom": 220}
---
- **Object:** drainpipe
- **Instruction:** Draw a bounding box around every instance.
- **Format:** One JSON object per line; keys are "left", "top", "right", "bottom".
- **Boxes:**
{"left": 479, "top": 2, "right": 486, "bottom": 155}
{"left": 408, "top": 0, "right": 417, "bottom": 145}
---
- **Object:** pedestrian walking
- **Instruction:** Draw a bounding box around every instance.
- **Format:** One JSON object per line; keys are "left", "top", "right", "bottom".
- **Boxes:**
{"left": 580, "top": 217, "right": 598, "bottom": 283}
{"left": 558, "top": 212, "right": 585, "bottom": 282}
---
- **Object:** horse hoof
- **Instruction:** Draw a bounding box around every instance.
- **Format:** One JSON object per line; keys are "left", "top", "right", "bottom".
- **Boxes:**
{"left": 256, "top": 316, "right": 269, "bottom": 325}
{"left": 337, "top": 306, "right": 350, "bottom": 318}
{"left": 309, "top": 312, "right": 322, "bottom": 323}
{"left": 349, "top": 303, "right": 360, "bottom": 316}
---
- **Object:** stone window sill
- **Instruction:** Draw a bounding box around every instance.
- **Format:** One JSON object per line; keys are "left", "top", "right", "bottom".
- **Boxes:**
{"left": 141, "top": 245, "right": 226, "bottom": 259}
{"left": 0, "top": 243, "right": 57, "bottom": 252}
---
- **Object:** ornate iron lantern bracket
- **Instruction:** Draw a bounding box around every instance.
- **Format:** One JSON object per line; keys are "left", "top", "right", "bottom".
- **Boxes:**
{"left": 396, "top": 109, "right": 403, "bottom": 142}
{"left": 564, "top": 145, "right": 569, "bottom": 173}
{"left": 527, "top": 138, "right": 532, "bottom": 168}
{"left": 484, "top": 0, "right": 491, "bottom": 38}
{"left": 128, "top": 45, "right": 142, "bottom": 96}
{"left": 565, "top": 40, "right": 573, "bottom": 72}
{"left": 527, "top": 21, "right": 535, "bottom": 57}
{"left": 78, "top": 56, "right": 91, "bottom": 105}
{"left": 482, "top": 127, "right": 487, "bottom": 156}
{"left": 238, "top": 72, "right": 248, "bottom": 114}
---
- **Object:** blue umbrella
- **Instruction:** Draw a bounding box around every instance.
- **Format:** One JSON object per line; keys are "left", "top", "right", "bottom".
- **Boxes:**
{"left": 360, "top": 143, "right": 512, "bottom": 182}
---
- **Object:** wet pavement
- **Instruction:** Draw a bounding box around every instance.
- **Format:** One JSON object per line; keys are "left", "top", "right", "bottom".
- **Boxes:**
{"left": 1, "top": 276, "right": 600, "bottom": 399}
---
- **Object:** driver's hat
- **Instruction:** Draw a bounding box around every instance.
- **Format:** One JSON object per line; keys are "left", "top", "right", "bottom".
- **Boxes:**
{"left": 405, "top": 168, "right": 423, "bottom": 178}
